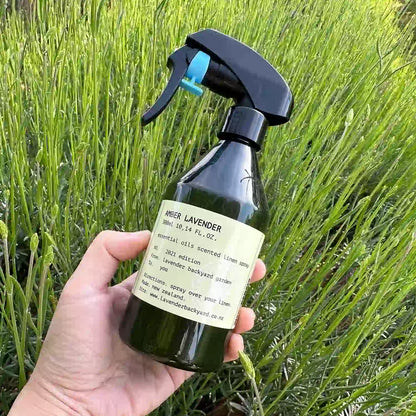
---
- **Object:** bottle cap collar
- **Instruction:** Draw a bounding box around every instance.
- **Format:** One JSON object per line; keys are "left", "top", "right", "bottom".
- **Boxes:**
{"left": 218, "top": 106, "right": 268, "bottom": 151}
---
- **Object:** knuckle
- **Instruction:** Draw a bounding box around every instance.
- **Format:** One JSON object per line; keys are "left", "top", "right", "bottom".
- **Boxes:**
{"left": 96, "top": 230, "right": 112, "bottom": 240}
{"left": 93, "top": 230, "right": 113, "bottom": 246}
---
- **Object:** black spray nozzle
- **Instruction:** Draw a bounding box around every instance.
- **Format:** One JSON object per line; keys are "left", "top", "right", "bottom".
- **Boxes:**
{"left": 142, "top": 29, "right": 293, "bottom": 148}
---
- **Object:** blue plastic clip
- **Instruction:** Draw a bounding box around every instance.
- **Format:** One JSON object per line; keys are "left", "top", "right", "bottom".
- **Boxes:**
{"left": 179, "top": 51, "right": 210, "bottom": 96}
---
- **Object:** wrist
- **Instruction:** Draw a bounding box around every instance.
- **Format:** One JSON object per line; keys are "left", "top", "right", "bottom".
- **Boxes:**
{"left": 9, "top": 376, "right": 87, "bottom": 416}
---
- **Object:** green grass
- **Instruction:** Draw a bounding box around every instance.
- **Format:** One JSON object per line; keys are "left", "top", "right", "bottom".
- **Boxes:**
{"left": 1, "top": 0, "right": 416, "bottom": 414}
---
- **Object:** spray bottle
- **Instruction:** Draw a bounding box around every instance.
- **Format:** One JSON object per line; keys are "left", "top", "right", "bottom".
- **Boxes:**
{"left": 120, "top": 29, "right": 293, "bottom": 372}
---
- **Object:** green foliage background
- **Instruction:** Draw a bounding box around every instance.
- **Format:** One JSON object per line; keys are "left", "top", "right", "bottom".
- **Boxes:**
{"left": 1, "top": 0, "right": 416, "bottom": 414}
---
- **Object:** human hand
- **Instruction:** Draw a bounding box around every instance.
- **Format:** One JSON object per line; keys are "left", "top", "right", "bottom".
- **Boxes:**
{"left": 9, "top": 230, "right": 266, "bottom": 416}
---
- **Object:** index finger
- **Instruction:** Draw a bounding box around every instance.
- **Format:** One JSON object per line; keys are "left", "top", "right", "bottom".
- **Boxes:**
{"left": 250, "top": 259, "right": 266, "bottom": 283}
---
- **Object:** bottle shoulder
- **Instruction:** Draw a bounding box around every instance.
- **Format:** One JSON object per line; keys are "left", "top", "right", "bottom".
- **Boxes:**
{"left": 163, "top": 141, "right": 269, "bottom": 232}
{"left": 164, "top": 176, "right": 269, "bottom": 232}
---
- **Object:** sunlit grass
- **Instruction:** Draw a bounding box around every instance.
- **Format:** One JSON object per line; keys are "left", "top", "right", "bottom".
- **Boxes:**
{"left": 1, "top": 0, "right": 416, "bottom": 414}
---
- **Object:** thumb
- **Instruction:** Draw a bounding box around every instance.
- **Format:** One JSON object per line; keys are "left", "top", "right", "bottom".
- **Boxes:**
{"left": 66, "top": 230, "right": 151, "bottom": 294}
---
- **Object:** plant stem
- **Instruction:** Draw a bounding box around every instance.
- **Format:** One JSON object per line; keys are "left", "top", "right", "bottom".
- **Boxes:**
{"left": 36, "top": 264, "right": 49, "bottom": 358}
{"left": 251, "top": 378, "right": 265, "bottom": 416}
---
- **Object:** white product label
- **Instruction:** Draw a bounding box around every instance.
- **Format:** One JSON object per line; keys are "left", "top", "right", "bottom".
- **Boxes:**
{"left": 132, "top": 200, "right": 264, "bottom": 329}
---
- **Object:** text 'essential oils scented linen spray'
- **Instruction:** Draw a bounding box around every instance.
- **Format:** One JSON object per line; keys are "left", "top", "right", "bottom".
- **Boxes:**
{"left": 120, "top": 29, "right": 293, "bottom": 372}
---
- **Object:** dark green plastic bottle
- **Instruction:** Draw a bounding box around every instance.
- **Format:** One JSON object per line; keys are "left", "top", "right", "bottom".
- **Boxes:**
{"left": 120, "top": 139, "right": 268, "bottom": 371}
{"left": 119, "top": 29, "right": 293, "bottom": 372}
